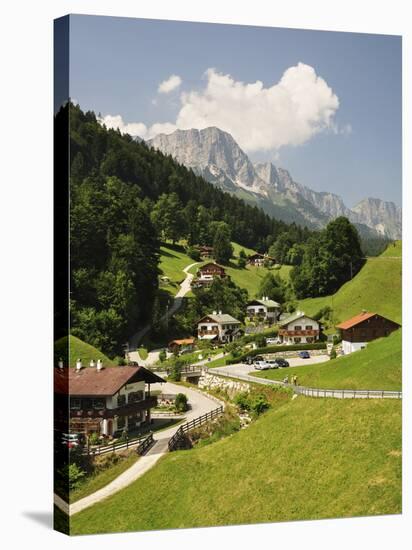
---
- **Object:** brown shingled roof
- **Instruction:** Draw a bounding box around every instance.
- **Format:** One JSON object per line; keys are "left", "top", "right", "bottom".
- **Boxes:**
{"left": 68, "top": 366, "right": 165, "bottom": 397}
{"left": 336, "top": 312, "right": 376, "bottom": 330}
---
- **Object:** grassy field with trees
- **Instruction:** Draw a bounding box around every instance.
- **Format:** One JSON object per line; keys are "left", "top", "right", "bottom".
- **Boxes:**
{"left": 71, "top": 396, "right": 401, "bottom": 534}
{"left": 252, "top": 329, "right": 401, "bottom": 391}
{"left": 297, "top": 240, "right": 402, "bottom": 327}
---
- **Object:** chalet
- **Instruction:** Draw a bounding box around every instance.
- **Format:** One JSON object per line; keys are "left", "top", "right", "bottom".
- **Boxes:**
{"left": 60, "top": 363, "right": 165, "bottom": 437}
{"left": 278, "top": 311, "right": 320, "bottom": 344}
{"left": 246, "top": 297, "right": 281, "bottom": 323}
{"left": 168, "top": 338, "right": 196, "bottom": 354}
{"left": 336, "top": 311, "right": 400, "bottom": 355}
{"left": 247, "top": 253, "right": 276, "bottom": 267}
{"left": 192, "top": 262, "right": 227, "bottom": 288}
{"left": 195, "top": 245, "right": 214, "bottom": 258}
{"left": 197, "top": 311, "right": 243, "bottom": 343}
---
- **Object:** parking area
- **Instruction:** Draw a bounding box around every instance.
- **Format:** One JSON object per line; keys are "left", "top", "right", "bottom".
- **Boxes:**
{"left": 213, "top": 354, "right": 330, "bottom": 378}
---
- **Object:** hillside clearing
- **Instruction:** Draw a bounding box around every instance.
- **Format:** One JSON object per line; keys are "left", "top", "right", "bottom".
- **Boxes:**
{"left": 54, "top": 335, "right": 116, "bottom": 368}
{"left": 71, "top": 396, "right": 401, "bottom": 534}
{"left": 253, "top": 329, "right": 401, "bottom": 391}
{"left": 298, "top": 241, "right": 401, "bottom": 326}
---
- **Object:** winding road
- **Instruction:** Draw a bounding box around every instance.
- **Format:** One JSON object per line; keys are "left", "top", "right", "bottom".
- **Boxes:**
{"left": 128, "top": 261, "right": 199, "bottom": 358}
{"left": 55, "top": 379, "right": 222, "bottom": 517}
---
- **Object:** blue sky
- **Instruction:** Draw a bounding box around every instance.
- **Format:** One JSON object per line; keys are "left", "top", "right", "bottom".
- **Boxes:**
{"left": 69, "top": 15, "right": 402, "bottom": 208}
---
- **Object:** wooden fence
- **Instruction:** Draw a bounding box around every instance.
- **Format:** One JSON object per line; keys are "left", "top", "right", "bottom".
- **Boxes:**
{"left": 85, "top": 432, "right": 154, "bottom": 456}
{"left": 168, "top": 406, "right": 224, "bottom": 451}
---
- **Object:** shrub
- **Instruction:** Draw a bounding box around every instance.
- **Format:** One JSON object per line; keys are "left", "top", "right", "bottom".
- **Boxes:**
{"left": 68, "top": 463, "right": 85, "bottom": 490}
{"left": 329, "top": 348, "right": 337, "bottom": 360}
{"left": 117, "top": 356, "right": 127, "bottom": 366}
{"left": 233, "top": 392, "right": 251, "bottom": 411}
{"left": 88, "top": 432, "right": 100, "bottom": 446}
{"left": 158, "top": 350, "right": 167, "bottom": 362}
{"left": 175, "top": 393, "right": 189, "bottom": 412}
{"left": 250, "top": 394, "right": 270, "bottom": 415}
{"left": 254, "top": 334, "right": 267, "bottom": 348}
{"left": 238, "top": 257, "right": 247, "bottom": 269}
{"left": 187, "top": 246, "right": 201, "bottom": 261}
{"left": 168, "top": 360, "right": 183, "bottom": 381}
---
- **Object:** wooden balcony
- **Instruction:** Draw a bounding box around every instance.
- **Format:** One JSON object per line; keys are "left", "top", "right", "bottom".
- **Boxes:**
{"left": 70, "top": 396, "right": 158, "bottom": 419}
{"left": 198, "top": 329, "right": 219, "bottom": 336}
{"left": 279, "top": 329, "right": 319, "bottom": 337}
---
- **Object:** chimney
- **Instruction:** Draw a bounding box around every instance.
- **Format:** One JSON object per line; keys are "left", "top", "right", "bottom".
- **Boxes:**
{"left": 96, "top": 359, "right": 103, "bottom": 371}
{"left": 75, "top": 359, "right": 82, "bottom": 371}
{"left": 89, "top": 359, "right": 96, "bottom": 368}
{"left": 58, "top": 358, "right": 64, "bottom": 370}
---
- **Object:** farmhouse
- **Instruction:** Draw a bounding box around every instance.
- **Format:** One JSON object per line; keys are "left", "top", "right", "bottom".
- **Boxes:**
{"left": 278, "top": 311, "right": 320, "bottom": 344}
{"left": 64, "top": 363, "right": 165, "bottom": 437}
{"left": 192, "top": 262, "right": 227, "bottom": 288}
{"left": 336, "top": 311, "right": 400, "bottom": 355}
{"left": 168, "top": 338, "right": 196, "bottom": 354}
{"left": 247, "top": 253, "right": 276, "bottom": 267}
{"left": 197, "top": 311, "right": 243, "bottom": 343}
{"left": 246, "top": 297, "right": 281, "bottom": 323}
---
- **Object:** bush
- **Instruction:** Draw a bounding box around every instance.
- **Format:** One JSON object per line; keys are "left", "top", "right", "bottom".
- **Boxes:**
{"left": 158, "top": 350, "right": 167, "bottom": 362}
{"left": 329, "top": 348, "right": 337, "bottom": 360}
{"left": 88, "top": 432, "right": 100, "bottom": 446}
{"left": 187, "top": 246, "right": 201, "bottom": 261}
{"left": 238, "top": 257, "right": 247, "bottom": 269}
{"left": 168, "top": 360, "right": 183, "bottom": 381}
{"left": 234, "top": 392, "right": 269, "bottom": 416}
{"left": 175, "top": 393, "right": 189, "bottom": 412}
{"left": 68, "top": 463, "right": 85, "bottom": 490}
{"left": 117, "top": 356, "right": 127, "bottom": 366}
{"left": 254, "top": 334, "right": 267, "bottom": 348}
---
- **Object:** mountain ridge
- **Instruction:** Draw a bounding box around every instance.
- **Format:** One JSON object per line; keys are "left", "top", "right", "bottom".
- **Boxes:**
{"left": 147, "top": 127, "right": 401, "bottom": 239}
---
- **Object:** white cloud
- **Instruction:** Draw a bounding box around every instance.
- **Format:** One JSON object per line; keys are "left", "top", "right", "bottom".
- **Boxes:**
{"left": 100, "top": 63, "right": 346, "bottom": 151}
{"left": 99, "top": 114, "right": 148, "bottom": 138}
{"left": 158, "top": 74, "right": 182, "bottom": 94}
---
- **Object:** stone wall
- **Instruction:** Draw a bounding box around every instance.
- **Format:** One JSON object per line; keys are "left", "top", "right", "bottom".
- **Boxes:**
{"left": 198, "top": 373, "right": 250, "bottom": 398}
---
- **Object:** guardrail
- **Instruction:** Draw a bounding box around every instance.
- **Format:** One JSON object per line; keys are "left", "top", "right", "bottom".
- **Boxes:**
{"left": 168, "top": 406, "right": 224, "bottom": 451}
{"left": 84, "top": 432, "right": 154, "bottom": 456}
{"left": 136, "top": 433, "right": 155, "bottom": 455}
{"left": 206, "top": 367, "right": 402, "bottom": 400}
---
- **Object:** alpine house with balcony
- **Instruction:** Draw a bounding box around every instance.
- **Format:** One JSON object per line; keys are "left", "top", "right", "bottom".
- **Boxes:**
{"left": 278, "top": 311, "right": 320, "bottom": 344}
{"left": 197, "top": 311, "right": 242, "bottom": 343}
{"left": 66, "top": 362, "right": 165, "bottom": 437}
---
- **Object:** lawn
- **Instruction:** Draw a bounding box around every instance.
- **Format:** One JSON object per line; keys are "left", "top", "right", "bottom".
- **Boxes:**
{"left": 70, "top": 451, "right": 139, "bottom": 503}
{"left": 71, "top": 396, "right": 401, "bottom": 534}
{"left": 159, "top": 243, "right": 196, "bottom": 295}
{"left": 252, "top": 329, "right": 401, "bottom": 391}
{"left": 298, "top": 240, "right": 402, "bottom": 326}
{"left": 54, "top": 335, "right": 116, "bottom": 368}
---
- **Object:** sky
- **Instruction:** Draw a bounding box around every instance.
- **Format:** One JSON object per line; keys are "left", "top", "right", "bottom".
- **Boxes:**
{"left": 68, "top": 15, "right": 402, "bottom": 208}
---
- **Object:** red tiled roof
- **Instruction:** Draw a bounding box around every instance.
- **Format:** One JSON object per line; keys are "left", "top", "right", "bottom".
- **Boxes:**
{"left": 68, "top": 366, "right": 165, "bottom": 396}
{"left": 336, "top": 312, "right": 376, "bottom": 330}
{"left": 169, "top": 338, "right": 195, "bottom": 346}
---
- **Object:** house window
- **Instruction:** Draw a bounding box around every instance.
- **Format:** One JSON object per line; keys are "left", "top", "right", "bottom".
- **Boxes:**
{"left": 70, "top": 398, "right": 81, "bottom": 410}
{"left": 295, "top": 325, "right": 302, "bottom": 330}
{"left": 92, "top": 398, "right": 105, "bottom": 410}
{"left": 129, "top": 391, "right": 144, "bottom": 403}
{"left": 294, "top": 337, "right": 302, "bottom": 343}
{"left": 117, "top": 394, "right": 126, "bottom": 407}
{"left": 305, "top": 325, "right": 313, "bottom": 330}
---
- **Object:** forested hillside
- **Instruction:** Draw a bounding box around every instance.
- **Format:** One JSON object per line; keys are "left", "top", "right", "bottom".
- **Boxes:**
{"left": 65, "top": 103, "right": 313, "bottom": 355}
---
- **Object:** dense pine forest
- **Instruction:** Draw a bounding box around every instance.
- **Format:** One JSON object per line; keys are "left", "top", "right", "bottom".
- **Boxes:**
{"left": 63, "top": 103, "right": 372, "bottom": 355}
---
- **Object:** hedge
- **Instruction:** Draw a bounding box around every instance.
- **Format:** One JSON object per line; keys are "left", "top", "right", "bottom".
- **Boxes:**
{"left": 225, "top": 342, "right": 327, "bottom": 365}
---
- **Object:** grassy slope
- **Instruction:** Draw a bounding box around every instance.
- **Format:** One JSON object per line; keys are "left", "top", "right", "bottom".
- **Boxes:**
{"left": 71, "top": 397, "right": 401, "bottom": 534}
{"left": 54, "top": 335, "right": 115, "bottom": 368}
{"left": 298, "top": 240, "right": 402, "bottom": 326}
{"left": 70, "top": 453, "right": 139, "bottom": 503}
{"left": 253, "top": 329, "right": 402, "bottom": 391}
{"left": 160, "top": 241, "right": 292, "bottom": 299}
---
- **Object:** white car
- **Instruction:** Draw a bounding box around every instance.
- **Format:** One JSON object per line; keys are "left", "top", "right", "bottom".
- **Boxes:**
{"left": 254, "top": 360, "right": 271, "bottom": 370}
{"left": 266, "top": 338, "right": 279, "bottom": 345}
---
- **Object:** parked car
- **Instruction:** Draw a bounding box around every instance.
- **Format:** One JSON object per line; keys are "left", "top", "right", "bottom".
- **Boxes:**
{"left": 62, "top": 433, "right": 80, "bottom": 448}
{"left": 265, "top": 359, "right": 279, "bottom": 369}
{"left": 254, "top": 360, "right": 271, "bottom": 370}
{"left": 298, "top": 351, "right": 311, "bottom": 359}
{"left": 274, "top": 358, "right": 289, "bottom": 368}
{"left": 265, "top": 337, "right": 278, "bottom": 345}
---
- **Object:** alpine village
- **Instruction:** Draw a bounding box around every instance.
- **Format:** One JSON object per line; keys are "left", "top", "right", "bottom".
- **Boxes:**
{"left": 54, "top": 103, "right": 402, "bottom": 534}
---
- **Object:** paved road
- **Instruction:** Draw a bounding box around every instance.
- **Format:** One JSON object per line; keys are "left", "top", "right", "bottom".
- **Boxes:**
{"left": 56, "top": 380, "right": 222, "bottom": 517}
{"left": 128, "top": 261, "right": 198, "bottom": 355}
